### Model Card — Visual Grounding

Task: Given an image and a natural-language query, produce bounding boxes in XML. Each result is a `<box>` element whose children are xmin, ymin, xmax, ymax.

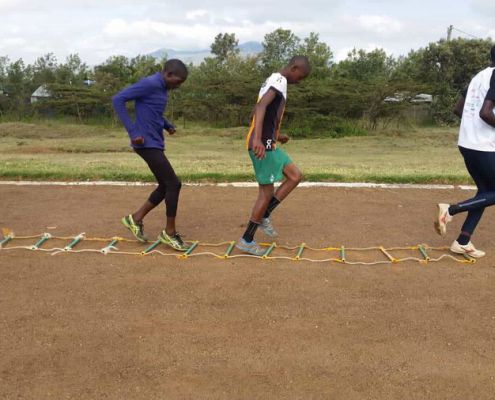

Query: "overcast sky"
<box><xmin>1</xmin><ymin>0</ymin><xmax>494</xmax><ymax>65</ymax></box>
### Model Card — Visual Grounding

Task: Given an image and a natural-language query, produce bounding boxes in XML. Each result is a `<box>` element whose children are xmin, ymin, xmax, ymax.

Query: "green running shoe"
<box><xmin>121</xmin><ymin>214</ymin><xmax>148</xmax><ymax>243</ymax></box>
<box><xmin>158</xmin><ymin>230</ymin><xmax>189</xmax><ymax>252</ymax></box>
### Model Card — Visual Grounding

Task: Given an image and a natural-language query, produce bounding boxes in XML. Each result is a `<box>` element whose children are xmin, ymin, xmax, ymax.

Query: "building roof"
<box><xmin>31</xmin><ymin>85</ymin><xmax>52</xmax><ymax>98</ymax></box>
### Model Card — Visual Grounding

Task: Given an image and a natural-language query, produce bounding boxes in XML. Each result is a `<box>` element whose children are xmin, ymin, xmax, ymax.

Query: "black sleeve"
<box><xmin>486</xmin><ymin>69</ymin><xmax>495</xmax><ymax>101</ymax></box>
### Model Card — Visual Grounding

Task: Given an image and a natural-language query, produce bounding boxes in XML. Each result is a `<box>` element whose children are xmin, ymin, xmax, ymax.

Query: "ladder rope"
<box><xmin>0</xmin><ymin>231</ymin><xmax>476</xmax><ymax>265</ymax></box>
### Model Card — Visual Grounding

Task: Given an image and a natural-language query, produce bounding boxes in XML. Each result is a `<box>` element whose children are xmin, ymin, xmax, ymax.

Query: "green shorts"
<box><xmin>249</xmin><ymin>148</ymin><xmax>293</xmax><ymax>184</ymax></box>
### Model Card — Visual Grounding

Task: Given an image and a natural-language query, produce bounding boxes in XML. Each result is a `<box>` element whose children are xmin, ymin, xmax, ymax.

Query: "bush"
<box><xmin>285</xmin><ymin>114</ymin><xmax>368</xmax><ymax>138</ymax></box>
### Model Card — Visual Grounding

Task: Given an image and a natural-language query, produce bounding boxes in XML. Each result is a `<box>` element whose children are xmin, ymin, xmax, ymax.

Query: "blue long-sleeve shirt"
<box><xmin>112</xmin><ymin>72</ymin><xmax>174</xmax><ymax>150</ymax></box>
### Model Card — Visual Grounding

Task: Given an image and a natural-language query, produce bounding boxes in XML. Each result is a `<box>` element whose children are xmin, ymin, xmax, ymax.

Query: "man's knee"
<box><xmin>289</xmin><ymin>168</ymin><xmax>302</xmax><ymax>184</ymax></box>
<box><xmin>159</xmin><ymin>177</ymin><xmax>181</xmax><ymax>191</ymax></box>
<box><xmin>294</xmin><ymin>170</ymin><xmax>303</xmax><ymax>184</ymax></box>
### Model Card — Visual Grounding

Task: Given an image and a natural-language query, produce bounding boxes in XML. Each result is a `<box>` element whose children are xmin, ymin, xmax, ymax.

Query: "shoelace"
<box><xmin>172</xmin><ymin>232</ymin><xmax>185</xmax><ymax>245</ymax></box>
<box><xmin>136</xmin><ymin>222</ymin><xmax>145</xmax><ymax>236</ymax></box>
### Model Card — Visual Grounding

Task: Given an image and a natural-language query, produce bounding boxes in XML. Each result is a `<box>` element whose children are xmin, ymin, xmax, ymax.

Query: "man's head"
<box><xmin>283</xmin><ymin>56</ymin><xmax>311</xmax><ymax>84</ymax></box>
<box><xmin>491</xmin><ymin>45</ymin><xmax>495</xmax><ymax>65</ymax></box>
<box><xmin>162</xmin><ymin>59</ymin><xmax>188</xmax><ymax>89</ymax></box>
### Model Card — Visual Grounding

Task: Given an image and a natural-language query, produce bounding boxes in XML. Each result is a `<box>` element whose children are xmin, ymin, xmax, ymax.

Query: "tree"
<box><xmin>32</xmin><ymin>53</ymin><xmax>58</xmax><ymax>87</ymax></box>
<box><xmin>415</xmin><ymin>38</ymin><xmax>492</xmax><ymax>91</ymax></box>
<box><xmin>406</xmin><ymin>38</ymin><xmax>494</xmax><ymax>124</ymax></box>
<box><xmin>210</xmin><ymin>33</ymin><xmax>239</xmax><ymax>63</ymax></box>
<box><xmin>296</xmin><ymin>33</ymin><xmax>333</xmax><ymax>78</ymax></box>
<box><xmin>261</xmin><ymin>28</ymin><xmax>300</xmax><ymax>73</ymax></box>
<box><xmin>333</xmin><ymin>48</ymin><xmax>396</xmax><ymax>82</ymax></box>
<box><xmin>130</xmin><ymin>55</ymin><xmax>161</xmax><ymax>82</ymax></box>
<box><xmin>94</xmin><ymin>55</ymin><xmax>134</xmax><ymax>87</ymax></box>
<box><xmin>5</xmin><ymin>59</ymin><xmax>30</xmax><ymax>116</ymax></box>
<box><xmin>37</xmin><ymin>84</ymin><xmax>112</xmax><ymax>121</ymax></box>
<box><xmin>0</xmin><ymin>56</ymin><xmax>8</xmax><ymax>85</ymax></box>
<box><xmin>56</xmin><ymin>54</ymin><xmax>88</xmax><ymax>84</ymax></box>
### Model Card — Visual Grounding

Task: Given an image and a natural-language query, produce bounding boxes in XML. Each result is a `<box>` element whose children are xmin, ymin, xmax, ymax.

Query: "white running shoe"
<box><xmin>450</xmin><ymin>240</ymin><xmax>486</xmax><ymax>258</ymax></box>
<box><xmin>260</xmin><ymin>218</ymin><xmax>278</xmax><ymax>238</ymax></box>
<box><xmin>236</xmin><ymin>238</ymin><xmax>266</xmax><ymax>256</ymax></box>
<box><xmin>435</xmin><ymin>203</ymin><xmax>452</xmax><ymax>236</ymax></box>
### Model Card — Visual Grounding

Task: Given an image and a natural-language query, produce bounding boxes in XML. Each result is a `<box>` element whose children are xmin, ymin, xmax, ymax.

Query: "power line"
<box><xmin>451</xmin><ymin>26</ymin><xmax>480</xmax><ymax>40</ymax></box>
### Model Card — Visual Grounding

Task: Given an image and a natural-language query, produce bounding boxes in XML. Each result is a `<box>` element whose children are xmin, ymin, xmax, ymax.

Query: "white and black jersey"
<box><xmin>246</xmin><ymin>73</ymin><xmax>287</xmax><ymax>151</ymax></box>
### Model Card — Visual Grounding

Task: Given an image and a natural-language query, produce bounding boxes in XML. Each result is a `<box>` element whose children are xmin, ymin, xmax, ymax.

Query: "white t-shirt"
<box><xmin>259</xmin><ymin>72</ymin><xmax>287</xmax><ymax>101</ymax></box>
<box><xmin>246</xmin><ymin>73</ymin><xmax>288</xmax><ymax>150</ymax></box>
<box><xmin>458</xmin><ymin>66</ymin><xmax>495</xmax><ymax>151</ymax></box>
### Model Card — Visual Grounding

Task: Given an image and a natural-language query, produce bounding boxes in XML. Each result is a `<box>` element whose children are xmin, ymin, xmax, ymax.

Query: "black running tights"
<box><xmin>135</xmin><ymin>148</ymin><xmax>182</xmax><ymax>217</ymax></box>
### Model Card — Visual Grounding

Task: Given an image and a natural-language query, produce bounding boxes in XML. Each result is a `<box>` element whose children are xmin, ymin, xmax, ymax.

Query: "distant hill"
<box><xmin>149</xmin><ymin>41</ymin><xmax>263</xmax><ymax>65</ymax></box>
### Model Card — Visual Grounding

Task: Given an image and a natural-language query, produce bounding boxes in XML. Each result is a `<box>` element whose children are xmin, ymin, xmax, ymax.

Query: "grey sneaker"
<box><xmin>260</xmin><ymin>217</ymin><xmax>278</xmax><ymax>238</ymax></box>
<box><xmin>236</xmin><ymin>238</ymin><xmax>266</xmax><ymax>256</ymax></box>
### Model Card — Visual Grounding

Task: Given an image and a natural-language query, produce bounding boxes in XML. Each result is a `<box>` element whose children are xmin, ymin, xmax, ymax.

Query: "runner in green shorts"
<box><xmin>237</xmin><ymin>56</ymin><xmax>312</xmax><ymax>256</ymax></box>
<box><xmin>249</xmin><ymin>147</ymin><xmax>293</xmax><ymax>184</ymax></box>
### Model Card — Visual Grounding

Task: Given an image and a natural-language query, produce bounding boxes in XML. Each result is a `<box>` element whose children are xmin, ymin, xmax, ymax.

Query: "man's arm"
<box><xmin>163</xmin><ymin>118</ymin><xmax>176</xmax><ymax>133</ymax></box>
<box><xmin>453</xmin><ymin>96</ymin><xmax>465</xmax><ymax>118</ymax></box>
<box><xmin>454</xmin><ymin>87</ymin><xmax>468</xmax><ymax>118</ymax></box>
<box><xmin>479</xmin><ymin>71</ymin><xmax>495</xmax><ymax>128</ymax></box>
<box><xmin>275</xmin><ymin>100</ymin><xmax>289</xmax><ymax>144</ymax></box>
<box><xmin>480</xmin><ymin>99</ymin><xmax>495</xmax><ymax>128</ymax></box>
<box><xmin>112</xmin><ymin>79</ymin><xmax>151</xmax><ymax>141</ymax></box>
<box><xmin>252</xmin><ymin>88</ymin><xmax>278</xmax><ymax>159</ymax></box>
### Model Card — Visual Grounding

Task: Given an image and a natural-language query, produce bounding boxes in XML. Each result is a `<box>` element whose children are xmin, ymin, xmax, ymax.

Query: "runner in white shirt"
<box><xmin>236</xmin><ymin>56</ymin><xmax>311</xmax><ymax>256</ymax></box>
<box><xmin>435</xmin><ymin>45</ymin><xmax>495</xmax><ymax>258</ymax></box>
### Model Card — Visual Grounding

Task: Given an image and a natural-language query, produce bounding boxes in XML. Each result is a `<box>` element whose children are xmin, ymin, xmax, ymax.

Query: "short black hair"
<box><xmin>491</xmin><ymin>45</ymin><xmax>495</xmax><ymax>62</ymax></box>
<box><xmin>288</xmin><ymin>55</ymin><xmax>311</xmax><ymax>73</ymax></box>
<box><xmin>163</xmin><ymin>59</ymin><xmax>188</xmax><ymax>80</ymax></box>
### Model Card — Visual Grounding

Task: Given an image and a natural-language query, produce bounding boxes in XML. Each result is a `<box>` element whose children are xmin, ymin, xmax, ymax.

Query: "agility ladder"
<box><xmin>0</xmin><ymin>230</ymin><xmax>475</xmax><ymax>265</ymax></box>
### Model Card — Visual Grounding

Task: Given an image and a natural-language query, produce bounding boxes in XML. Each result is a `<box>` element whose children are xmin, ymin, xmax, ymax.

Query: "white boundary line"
<box><xmin>0</xmin><ymin>180</ymin><xmax>477</xmax><ymax>190</ymax></box>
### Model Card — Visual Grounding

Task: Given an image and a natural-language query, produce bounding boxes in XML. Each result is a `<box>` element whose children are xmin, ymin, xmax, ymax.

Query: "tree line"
<box><xmin>0</xmin><ymin>29</ymin><xmax>493</xmax><ymax>136</ymax></box>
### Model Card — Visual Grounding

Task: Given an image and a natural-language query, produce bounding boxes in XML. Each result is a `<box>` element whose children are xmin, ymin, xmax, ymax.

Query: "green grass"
<box><xmin>0</xmin><ymin>121</ymin><xmax>472</xmax><ymax>184</ymax></box>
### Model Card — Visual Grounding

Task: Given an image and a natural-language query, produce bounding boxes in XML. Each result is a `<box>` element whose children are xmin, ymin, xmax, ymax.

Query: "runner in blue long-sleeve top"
<box><xmin>112</xmin><ymin>59</ymin><xmax>189</xmax><ymax>251</ymax></box>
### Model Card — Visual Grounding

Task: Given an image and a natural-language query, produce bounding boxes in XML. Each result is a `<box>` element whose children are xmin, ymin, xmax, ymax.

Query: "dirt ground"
<box><xmin>1</xmin><ymin>184</ymin><xmax>495</xmax><ymax>399</ymax></box>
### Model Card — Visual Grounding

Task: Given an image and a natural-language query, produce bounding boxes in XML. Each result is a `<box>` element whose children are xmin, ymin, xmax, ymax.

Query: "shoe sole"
<box><xmin>434</xmin><ymin>205</ymin><xmax>447</xmax><ymax>236</ymax></box>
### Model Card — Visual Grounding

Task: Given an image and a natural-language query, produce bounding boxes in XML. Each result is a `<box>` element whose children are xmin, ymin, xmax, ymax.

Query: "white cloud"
<box><xmin>335</xmin><ymin>44</ymin><xmax>392</xmax><ymax>61</ymax></box>
<box><xmin>356</xmin><ymin>15</ymin><xmax>403</xmax><ymax>35</ymax></box>
<box><xmin>0</xmin><ymin>0</ymin><xmax>492</xmax><ymax>66</ymax></box>
<box><xmin>0</xmin><ymin>0</ymin><xmax>26</xmax><ymax>11</ymax></box>
<box><xmin>470</xmin><ymin>0</ymin><xmax>495</xmax><ymax>15</ymax></box>
<box><xmin>99</xmin><ymin>17</ymin><xmax>280</xmax><ymax>52</ymax></box>
<box><xmin>186</xmin><ymin>9</ymin><xmax>209</xmax><ymax>21</ymax></box>
<box><xmin>0</xmin><ymin>37</ymin><xmax>26</xmax><ymax>47</ymax></box>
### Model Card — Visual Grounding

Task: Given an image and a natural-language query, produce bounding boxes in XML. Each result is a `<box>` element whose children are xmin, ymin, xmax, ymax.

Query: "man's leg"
<box><xmin>236</xmin><ymin>184</ymin><xmax>274</xmax><ymax>256</ymax></box>
<box><xmin>131</xmin><ymin>149</ymin><xmax>166</xmax><ymax>223</ymax></box>
<box><xmin>436</xmin><ymin>147</ymin><xmax>495</xmax><ymax>257</ymax></box>
<box><xmin>448</xmin><ymin>148</ymin><xmax>495</xmax><ymax>243</ymax></box>
<box><xmin>243</xmin><ymin>184</ymin><xmax>274</xmax><ymax>242</ymax></box>
<box><xmin>122</xmin><ymin>149</ymin><xmax>167</xmax><ymax>242</ymax></box>
<box><xmin>263</xmin><ymin>163</ymin><xmax>302</xmax><ymax>219</ymax></box>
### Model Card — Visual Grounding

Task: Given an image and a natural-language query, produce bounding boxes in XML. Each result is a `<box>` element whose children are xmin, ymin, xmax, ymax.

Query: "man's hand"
<box><xmin>253</xmin><ymin>139</ymin><xmax>266</xmax><ymax>159</ymax></box>
<box><xmin>278</xmin><ymin>134</ymin><xmax>290</xmax><ymax>144</ymax></box>
<box><xmin>131</xmin><ymin>136</ymin><xmax>144</xmax><ymax>145</ymax></box>
<box><xmin>166</xmin><ymin>127</ymin><xmax>177</xmax><ymax>135</ymax></box>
